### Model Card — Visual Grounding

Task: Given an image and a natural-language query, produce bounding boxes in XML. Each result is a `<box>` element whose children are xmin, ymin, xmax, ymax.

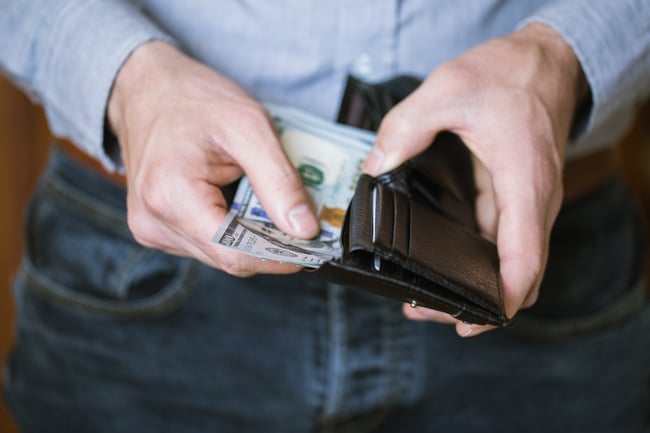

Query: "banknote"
<box><xmin>211</xmin><ymin>103</ymin><xmax>376</xmax><ymax>267</ymax></box>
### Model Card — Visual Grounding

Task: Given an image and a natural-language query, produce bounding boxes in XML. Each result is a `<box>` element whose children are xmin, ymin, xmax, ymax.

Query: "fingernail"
<box><xmin>288</xmin><ymin>203</ymin><xmax>318</xmax><ymax>235</ymax></box>
<box><xmin>364</xmin><ymin>147</ymin><xmax>385</xmax><ymax>175</ymax></box>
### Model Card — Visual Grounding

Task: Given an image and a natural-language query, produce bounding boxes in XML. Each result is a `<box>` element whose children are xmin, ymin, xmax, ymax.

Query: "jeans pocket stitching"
<box><xmin>509</xmin><ymin>278</ymin><xmax>648</xmax><ymax>340</ymax></box>
<box><xmin>20</xmin><ymin>252</ymin><xmax>200</xmax><ymax>319</ymax></box>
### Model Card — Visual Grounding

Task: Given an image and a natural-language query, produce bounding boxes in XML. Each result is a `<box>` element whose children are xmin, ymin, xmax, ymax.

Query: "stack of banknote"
<box><xmin>211</xmin><ymin>103</ymin><xmax>375</xmax><ymax>267</ymax></box>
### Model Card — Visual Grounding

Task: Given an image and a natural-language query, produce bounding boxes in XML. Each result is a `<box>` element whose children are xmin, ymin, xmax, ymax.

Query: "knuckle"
<box><xmin>218</xmin><ymin>254</ymin><xmax>253</xmax><ymax>277</ymax></box>
<box><xmin>523</xmin><ymin>252</ymin><xmax>545</xmax><ymax>274</ymax></box>
<box><xmin>274</xmin><ymin>165</ymin><xmax>303</xmax><ymax>192</ymax></box>
<box><xmin>126</xmin><ymin>210</ymin><xmax>159</xmax><ymax>249</ymax></box>
<box><xmin>139</xmin><ymin>181</ymin><xmax>171</xmax><ymax>217</ymax></box>
<box><xmin>434</xmin><ymin>61</ymin><xmax>476</xmax><ymax>94</ymax></box>
<box><xmin>253</xmin><ymin>163</ymin><xmax>305</xmax><ymax>206</ymax></box>
<box><xmin>234</xmin><ymin>101</ymin><xmax>272</xmax><ymax>134</ymax></box>
<box><xmin>126</xmin><ymin>182</ymin><xmax>174</xmax><ymax>250</ymax></box>
<box><xmin>522</xmin><ymin>291</ymin><xmax>540</xmax><ymax>309</ymax></box>
<box><xmin>529</xmin><ymin>251</ymin><xmax>546</xmax><ymax>279</ymax></box>
<box><xmin>383</xmin><ymin>108</ymin><xmax>413</xmax><ymax>138</ymax></box>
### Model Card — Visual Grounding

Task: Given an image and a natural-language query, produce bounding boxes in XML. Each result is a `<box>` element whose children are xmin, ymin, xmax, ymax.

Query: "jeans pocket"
<box><xmin>509</xmin><ymin>176</ymin><xmax>648</xmax><ymax>340</ymax></box>
<box><xmin>20</xmin><ymin>176</ymin><xmax>199</xmax><ymax>319</ymax></box>
<box><xmin>510</xmin><ymin>280</ymin><xmax>648</xmax><ymax>340</ymax></box>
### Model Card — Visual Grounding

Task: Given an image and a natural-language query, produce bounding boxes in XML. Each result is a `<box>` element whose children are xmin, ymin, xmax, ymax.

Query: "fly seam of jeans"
<box><xmin>321</xmin><ymin>283</ymin><xmax>348</xmax><ymax>419</ymax></box>
<box><xmin>381</xmin><ymin>301</ymin><xmax>405</xmax><ymax>408</ymax></box>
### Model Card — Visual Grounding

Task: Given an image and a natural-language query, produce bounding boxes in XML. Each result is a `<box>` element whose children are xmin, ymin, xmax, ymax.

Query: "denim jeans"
<box><xmin>4</xmin><ymin>148</ymin><xmax>650</xmax><ymax>433</ymax></box>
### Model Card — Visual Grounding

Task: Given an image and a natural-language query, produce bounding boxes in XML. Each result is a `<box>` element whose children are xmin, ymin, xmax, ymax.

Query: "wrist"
<box><xmin>107</xmin><ymin>40</ymin><xmax>178</xmax><ymax>140</ymax></box>
<box><xmin>514</xmin><ymin>23</ymin><xmax>590</xmax><ymax>119</ymax></box>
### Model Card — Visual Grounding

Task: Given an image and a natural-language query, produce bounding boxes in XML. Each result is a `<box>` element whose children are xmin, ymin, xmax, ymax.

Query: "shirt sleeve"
<box><xmin>519</xmin><ymin>0</ymin><xmax>650</xmax><ymax>157</ymax></box>
<box><xmin>0</xmin><ymin>0</ymin><xmax>176</xmax><ymax>171</ymax></box>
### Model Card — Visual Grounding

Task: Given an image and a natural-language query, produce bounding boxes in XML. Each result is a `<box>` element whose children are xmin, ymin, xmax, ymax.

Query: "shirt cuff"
<box><xmin>38</xmin><ymin>2</ymin><xmax>176</xmax><ymax>172</ymax></box>
<box><xmin>518</xmin><ymin>0</ymin><xmax>650</xmax><ymax>153</ymax></box>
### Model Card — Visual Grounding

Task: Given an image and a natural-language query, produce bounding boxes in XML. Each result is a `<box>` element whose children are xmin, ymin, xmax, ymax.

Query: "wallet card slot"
<box><xmin>347</xmin><ymin>176</ymin><xmax>406</xmax><ymax>263</ymax></box>
<box><xmin>371</xmin><ymin>185</ymin><xmax>381</xmax><ymax>271</ymax></box>
<box><xmin>391</xmin><ymin>189</ymin><xmax>410</xmax><ymax>260</ymax></box>
<box><xmin>373</xmin><ymin>182</ymin><xmax>395</xmax><ymax>253</ymax></box>
<box><xmin>348</xmin><ymin>175</ymin><xmax>376</xmax><ymax>252</ymax></box>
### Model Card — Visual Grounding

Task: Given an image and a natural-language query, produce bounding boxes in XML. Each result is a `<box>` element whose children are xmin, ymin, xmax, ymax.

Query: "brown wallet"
<box><xmin>316</xmin><ymin>75</ymin><xmax>511</xmax><ymax>327</ymax></box>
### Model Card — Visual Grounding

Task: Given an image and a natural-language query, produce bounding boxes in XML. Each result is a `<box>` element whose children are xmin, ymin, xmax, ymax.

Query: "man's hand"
<box><xmin>363</xmin><ymin>24</ymin><xmax>589</xmax><ymax>336</ymax></box>
<box><xmin>108</xmin><ymin>41</ymin><xmax>320</xmax><ymax>276</ymax></box>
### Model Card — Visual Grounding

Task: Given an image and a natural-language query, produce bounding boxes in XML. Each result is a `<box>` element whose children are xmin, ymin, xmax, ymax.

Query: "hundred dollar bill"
<box><xmin>211</xmin><ymin>103</ymin><xmax>376</xmax><ymax>267</ymax></box>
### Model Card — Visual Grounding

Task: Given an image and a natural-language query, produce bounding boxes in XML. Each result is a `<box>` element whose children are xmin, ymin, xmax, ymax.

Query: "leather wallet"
<box><xmin>316</xmin><ymin>75</ymin><xmax>511</xmax><ymax>327</ymax></box>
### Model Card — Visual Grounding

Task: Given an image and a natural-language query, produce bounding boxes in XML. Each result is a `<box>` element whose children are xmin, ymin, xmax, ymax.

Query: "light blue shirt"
<box><xmin>1</xmin><ymin>0</ymin><xmax>649</xmax><ymax>170</ymax></box>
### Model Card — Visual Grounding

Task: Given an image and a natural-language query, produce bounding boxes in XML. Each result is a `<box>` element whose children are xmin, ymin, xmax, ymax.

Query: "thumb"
<box><xmin>237</xmin><ymin>124</ymin><xmax>320</xmax><ymax>240</ymax></box>
<box><xmin>363</xmin><ymin>93</ymin><xmax>459</xmax><ymax>176</ymax></box>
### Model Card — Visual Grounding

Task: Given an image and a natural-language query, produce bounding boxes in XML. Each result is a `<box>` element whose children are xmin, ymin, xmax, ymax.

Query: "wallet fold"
<box><xmin>316</xmin><ymin>75</ymin><xmax>511</xmax><ymax>327</ymax></box>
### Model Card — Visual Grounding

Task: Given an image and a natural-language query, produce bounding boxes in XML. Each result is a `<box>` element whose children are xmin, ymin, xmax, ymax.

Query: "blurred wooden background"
<box><xmin>1</xmin><ymin>75</ymin><xmax>52</xmax><ymax>433</ymax></box>
<box><xmin>0</xmin><ymin>74</ymin><xmax>649</xmax><ymax>433</ymax></box>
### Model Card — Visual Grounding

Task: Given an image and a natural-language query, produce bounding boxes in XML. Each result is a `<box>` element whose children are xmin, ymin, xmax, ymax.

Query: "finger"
<box><xmin>364</xmin><ymin>98</ymin><xmax>431</xmax><ymax>175</ymax></box>
<box><xmin>472</xmin><ymin>156</ymin><xmax>498</xmax><ymax>242</ymax></box>
<box><xmin>455</xmin><ymin>322</ymin><xmax>496</xmax><ymax>338</ymax></box>
<box><xmin>491</xmin><ymin>165</ymin><xmax>561</xmax><ymax>318</ymax></box>
<box><xmin>138</xmin><ymin>217</ymin><xmax>303</xmax><ymax>276</ymax></box>
<box><xmin>364</xmin><ymin>91</ymin><xmax>438</xmax><ymax>176</ymax></box>
<box><xmin>233</xmin><ymin>111</ymin><xmax>320</xmax><ymax>240</ymax></box>
<box><xmin>130</xmin><ymin>171</ymin><xmax>305</xmax><ymax>276</ymax></box>
<box><xmin>496</xmin><ymin>207</ymin><xmax>544</xmax><ymax>318</ymax></box>
<box><xmin>174</xmin><ymin>182</ymin><xmax>308</xmax><ymax>275</ymax></box>
<box><xmin>402</xmin><ymin>304</ymin><xmax>459</xmax><ymax>324</ymax></box>
<box><xmin>402</xmin><ymin>305</ymin><xmax>498</xmax><ymax>337</ymax></box>
<box><xmin>364</xmin><ymin>91</ymin><xmax>464</xmax><ymax>176</ymax></box>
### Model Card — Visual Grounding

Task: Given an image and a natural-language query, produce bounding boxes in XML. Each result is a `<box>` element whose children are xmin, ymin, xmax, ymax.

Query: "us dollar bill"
<box><xmin>211</xmin><ymin>103</ymin><xmax>375</xmax><ymax>267</ymax></box>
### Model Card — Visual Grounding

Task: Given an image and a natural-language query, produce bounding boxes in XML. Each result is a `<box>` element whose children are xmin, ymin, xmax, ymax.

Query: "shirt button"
<box><xmin>349</xmin><ymin>53</ymin><xmax>386</xmax><ymax>83</ymax></box>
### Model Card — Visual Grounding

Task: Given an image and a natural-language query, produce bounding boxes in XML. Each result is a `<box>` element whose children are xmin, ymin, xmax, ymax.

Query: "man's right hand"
<box><xmin>107</xmin><ymin>41</ymin><xmax>320</xmax><ymax>276</ymax></box>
